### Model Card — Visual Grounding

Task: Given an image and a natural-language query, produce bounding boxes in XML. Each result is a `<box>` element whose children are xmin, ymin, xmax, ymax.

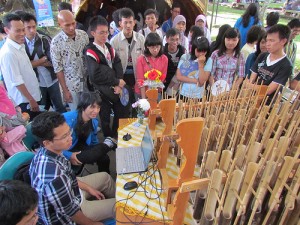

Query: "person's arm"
<box><xmin>233</xmin><ymin>54</ymin><xmax>246</xmax><ymax>89</ymax></box>
<box><xmin>16</xmin><ymin>84</ymin><xmax>39</xmax><ymax>112</ymax></box>
<box><xmin>77</xmin><ymin>179</ymin><xmax>105</xmax><ymax>200</ymax></box>
<box><xmin>31</xmin><ymin>56</ymin><xmax>52</xmax><ymax>68</ymax></box>
<box><xmin>209</xmin><ymin>52</ymin><xmax>217</xmax><ymax>86</ymax></box>
<box><xmin>176</xmin><ymin>68</ymin><xmax>198</xmax><ymax>84</ymax></box>
<box><xmin>136</xmin><ymin>56</ymin><xmax>147</xmax><ymax>98</ymax></box>
<box><xmin>199</xmin><ymin>57</ymin><xmax>212</xmax><ymax>86</ymax></box>
<box><xmin>56</xmin><ymin>70</ymin><xmax>72</xmax><ymax>103</ymax></box>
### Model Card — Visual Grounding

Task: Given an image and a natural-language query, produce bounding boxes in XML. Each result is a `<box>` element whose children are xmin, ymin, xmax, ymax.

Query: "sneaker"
<box><xmin>103</xmin><ymin>137</ymin><xmax>118</xmax><ymax>149</ymax></box>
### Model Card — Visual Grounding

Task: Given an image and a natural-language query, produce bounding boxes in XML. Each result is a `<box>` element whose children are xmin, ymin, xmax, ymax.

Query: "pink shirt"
<box><xmin>135</xmin><ymin>54</ymin><xmax>168</xmax><ymax>94</ymax></box>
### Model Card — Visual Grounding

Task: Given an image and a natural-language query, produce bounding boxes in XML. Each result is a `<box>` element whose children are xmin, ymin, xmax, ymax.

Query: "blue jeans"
<box><xmin>40</xmin><ymin>82</ymin><xmax>66</xmax><ymax>113</ymax></box>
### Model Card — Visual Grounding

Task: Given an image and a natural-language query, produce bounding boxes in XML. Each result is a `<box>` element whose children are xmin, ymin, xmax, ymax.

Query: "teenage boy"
<box><xmin>0</xmin><ymin>180</ymin><xmax>38</xmax><ymax>225</ymax></box>
<box><xmin>30</xmin><ymin>112</ymin><xmax>115</xmax><ymax>225</ymax></box>
<box><xmin>163</xmin><ymin>28</ymin><xmax>185</xmax><ymax>95</ymax></box>
<box><xmin>84</xmin><ymin>15</ymin><xmax>129</xmax><ymax>139</ymax></box>
<box><xmin>248</xmin><ymin>24</ymin><xmax>293</xmax><ymax>103</ymax></box>
<box><xmin>161</xmin><ymin>2</ymin><xmax>181</xmax><ymax>35</ymax></box>
<box><xmin>139</xmin><ymin>9</ymin><xmax>163</xmax><ymax>39</ymax></box>
<box><xmin>22</xmin><ymin>13</ymin><xmax>66</xmax><ymax>113</ymax></box>
<box><xmin>110</xmin><ymin>7</ymin><xmax>145</xmax><ymax>107</ymax></box>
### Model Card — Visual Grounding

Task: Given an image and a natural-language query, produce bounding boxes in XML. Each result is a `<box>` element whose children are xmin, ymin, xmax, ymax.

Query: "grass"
<box><xmin>206</xmin><ymin>3</ymin><xmax>300</xmax><ymax>70</ymax></box>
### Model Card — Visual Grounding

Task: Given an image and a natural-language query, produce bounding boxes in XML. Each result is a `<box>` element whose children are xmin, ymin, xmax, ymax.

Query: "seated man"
<box><xmin>248</xmin><ymin>24</ymin><xmax>293</xmax><ymax>104</ymax></box>
<box><xmin>30</xmin><ymin>111</ymin><xmax>115</xmax><ymax>225</ymax></box>
<box><xmin>0</xmin><ymin>180</ymin><xmax>38</xmax><ymax>225</ymax></box>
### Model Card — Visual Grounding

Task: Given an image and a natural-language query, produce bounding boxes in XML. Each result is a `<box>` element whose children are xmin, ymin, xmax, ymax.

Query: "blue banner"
<box><xmin>32</xmin><ymin>0</ymin><xmax>54</xmax><ymax>27</ymax></box>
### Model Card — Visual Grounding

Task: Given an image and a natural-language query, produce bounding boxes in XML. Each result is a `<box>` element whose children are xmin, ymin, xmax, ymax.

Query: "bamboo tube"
<box><xmin>204</xmin><ymin>169</ymin><xmax>223</xmax><ymax>221</ymax></box>
<box><xmin>219</xmin><ymin>150</ymin><xmax>232</xmax><ymax>173</ymax></box>
<box><xmin>234</xmin><ymin>162</ymin><xmax>260</xmax><ymax>225</ymax></box>
<box><xmin>234</xmin><ymin>144</ymin><xmax>246</xmax><ymax>169</ymax></box>
<box><xmin>245</xmin><ymin>141</ymin><xmax>262</xmax><ymax>164</ymax></box>
<box><xmin>278</xmin><ymin>165</ymin><xmax>300</xmax><ymax>225</ymax></box>
<box><xmin>223</xmin><ymin>169</ymin><xmax>244</xmax><ymax>219</ymax></box>
<box><xmin>262</xmin><ymin>156</ymin><xmax>297</xmax><ymax>225</ymax></box>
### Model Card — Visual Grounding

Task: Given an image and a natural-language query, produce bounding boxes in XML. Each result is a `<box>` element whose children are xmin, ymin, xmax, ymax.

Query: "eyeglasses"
<box><xmin>53</xmin><ymin>129</ymin><xmax>73</xmax><ymax>141</ymax></box>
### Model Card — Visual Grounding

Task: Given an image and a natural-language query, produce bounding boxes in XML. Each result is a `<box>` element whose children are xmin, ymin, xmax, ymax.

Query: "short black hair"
<box><xmin>267</xmin><ymin>24</ymin><xmax>291</xmax><ymax>46</ymax></box>
<box><xmin>246</xmin><ymin>25</ymin><xmax>262</xmax><ymax>44</ymax></box>
<box><xmin>21</xmin><ymin>12</ymin><xmax>37</xmax><ymax>24</ymax></box>
<box><xmin>191</xmin><ymin>36</ymin><xmax>210</xmax><ymax>62</ymax></box>
<box><xmin>77</xmin><ymin>92</ymin><xmax>102</xmax><ymax>112</ymax></box>
<box><xmin>166</xmin><ymin>27</ymin><xmax>180</xmax><ymax>38</ymax></box>
<box><xmin>3</xmin><ymin>13</ymin><xmax>21</xmax><ymax>29</ymax></box>
<box><xmin>190</xmin><ymin>25</ymin><xmax>204</xmax><ymax>44</ymax></box>
<box><xmin>144</xmin><ymin>9</ymin><xmax>159</xmax><ymax>19</ymax></box>
<box><xmin>119</xmin><ymin>7</ymin><xmax>135</xmax><ymax>20</ymax></box>
<box><xmin>0</xmin><ymin>20</ymin><xmax>4</xmax><ymax>33</ymax></box>
<box><xmin>31</xmin><ymin>111</ymin><xmax>66</xmax><ymax>143</ymax></box>
<box><xmin>58</xmin><ymin>2</ymin><xmax>72</xmax><ymax>12</ymax></box>
<box><xmin>0</xmin><ymin>180</ymin><xmax>38</xmax><ymax>225</ymax></box>
<box><xmin>218</xmin><ymin>28</ymin><xmax>241</xmax><ymax>57</ymax></box>
<box><xmin>287</xmin><ymin>18</ymin><xmax>300</xmax><ymax>29</ymax></box>
<box><xmin>266</xmin><ymin>12</ymin><xmax>279</xmax><ymax>27</ymax></box>
<box><xmin>89</xmin><ymin>15</ymin><xmax>108</xmax><ymax>32</ymax></box>
<box><xmin>143</xmin><ymin>32</ymin><xmax>163</xmax><ymax>57</ymax></box>
<box><xmin>112</xmin><ymin>9</ymin><xmax>121</xmax><ymax>27</ymax></box>
<box><xmin>171</xmin><ymin>2</ymin><xmax>181</xmax><ymax>10</ymax></box>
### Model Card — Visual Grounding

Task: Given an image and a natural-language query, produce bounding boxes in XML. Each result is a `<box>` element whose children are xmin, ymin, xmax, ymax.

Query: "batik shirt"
<box><xmin>50</xmin><ymin>29</ymin><xmax>89</xmax><ymax>93</ymax></box>
<box><xmin>30</xmin><ymin>147</ymin><xmax>81</xmax><ymax>225</ymax></box>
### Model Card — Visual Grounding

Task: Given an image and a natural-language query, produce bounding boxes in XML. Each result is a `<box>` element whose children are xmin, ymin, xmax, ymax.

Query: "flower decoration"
<box><xmin>143</xmin><ymin>69</ymin><xmax>165</xmax><ymax>89</ymax></box>
<box><xmin>132</xmin><ymin>99</ymin><xmax>150</xmax><ymax>124</ymax></box>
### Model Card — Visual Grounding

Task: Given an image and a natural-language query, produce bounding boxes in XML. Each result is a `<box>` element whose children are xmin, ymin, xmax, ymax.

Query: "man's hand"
<box><xmin>63</xmin><ymin>90</ymin><xmax>73</xmax><ymax>103</ymax></box>
<box><xmin>114</xmin><ymin>86</ymin><xmax>122</xmax><ymax>94</ymax></box>
<box><xmin>118</xmin><ymin>79</ymin><xmax>126</xmax><ymax>88</ymax></box>
<box><xmin>87</xmin><ymin>186</ymin><xmax>105</xmax><ymax>200</ymax></box>
<box><xmin>29</xmin><ymin>99</ymin><xmax>39</xmax><ymax>112</ymax></box>
<box><xmin>70</xmin><ymin>152</ymin><xmax>82</xmax><ymax>165</ymax></box>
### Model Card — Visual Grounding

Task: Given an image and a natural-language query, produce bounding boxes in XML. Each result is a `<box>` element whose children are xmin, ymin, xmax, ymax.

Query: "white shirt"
<box><xmin>0</xmin><ymin>38</ymin><xmax>41</xmax><ymax>105</ymax></box>
<box><xmin>138</xmin><ymin>27</ymin><xmax>163</xmax><ymax>40</ymax></box>
<box><xmin>50</xmin><ymin>29</ymin><xmax>89</xmax><ymax>92</ymax></box>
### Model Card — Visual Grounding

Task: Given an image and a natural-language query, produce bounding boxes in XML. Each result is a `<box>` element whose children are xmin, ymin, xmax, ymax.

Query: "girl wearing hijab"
<box><xmin>195</xmin><ymin>14</ymin><xmax>212</xmax><ymax>44</ymax></box>
<box><xmin>234</xmin><ymin>3</ymin><xmax>261</xmax><ymax>48</ymax></box>
<box><xmin>163</xmin><ymin>15</ymin><xmax>189</xmax><ymax>52</ymax></box>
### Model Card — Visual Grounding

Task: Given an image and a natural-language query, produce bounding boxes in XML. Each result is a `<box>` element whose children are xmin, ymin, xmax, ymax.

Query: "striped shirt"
<box><xmin>30</xmin><ymin>147</ymin><xmax>81</xmax><ymax>225</ymax></box>
<box><xmin>211</xmin><ymin>50</ymin><xmax>245</xmax><ymax>88</ymax></box>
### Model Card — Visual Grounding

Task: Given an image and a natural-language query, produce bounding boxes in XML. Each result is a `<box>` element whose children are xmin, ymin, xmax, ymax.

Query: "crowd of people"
<box><xmin>0</xmin><ymin>1</ymin><xmax>300</xmax><ymax>225</ymax></box>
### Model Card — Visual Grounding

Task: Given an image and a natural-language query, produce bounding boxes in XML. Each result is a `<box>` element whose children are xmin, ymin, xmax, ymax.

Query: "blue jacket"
<box><xmin>234</xmin><ymin>16</ymin><xmax>261</xmax><ymax>48</ymax></box>
<box><xmin>162</xmin><ymin>18</ymin><xmax>173</xmax><ymax>34</ymax></box>
<box><xmin>63</xmin><ymin>111</ymin><xmax>99</xmax><ymax>159</ymax></box>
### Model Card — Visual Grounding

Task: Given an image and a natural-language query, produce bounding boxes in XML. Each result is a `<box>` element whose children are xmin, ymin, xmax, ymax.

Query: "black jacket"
<box><xmin>84</xmin><ymin>42</ymin><xmax>123</xmax><ymax>102</ymax></box>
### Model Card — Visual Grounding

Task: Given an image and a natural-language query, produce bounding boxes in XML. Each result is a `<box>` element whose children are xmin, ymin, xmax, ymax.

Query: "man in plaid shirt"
<box><xmin>30</xmin><ymin>112</ymin><xmax>115</xmax><ymax>225</ymax></box>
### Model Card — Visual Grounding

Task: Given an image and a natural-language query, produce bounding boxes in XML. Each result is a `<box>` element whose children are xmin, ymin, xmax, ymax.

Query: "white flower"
<box><xmin>138</xmin><ymin>99</ymin><xmax>150</xmax><ymax>111</ymax></box>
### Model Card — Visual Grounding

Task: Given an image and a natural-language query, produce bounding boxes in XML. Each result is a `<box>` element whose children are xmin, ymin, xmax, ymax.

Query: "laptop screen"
<box><xmin>141</xmin><ymin>126</ymin><xmax>154</xmax><ymax>167</ymax></box>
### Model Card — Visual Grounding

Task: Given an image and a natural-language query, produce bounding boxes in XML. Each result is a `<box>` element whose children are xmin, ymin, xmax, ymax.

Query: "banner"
<box><xmin>72</xmin><ymin>0</ymin><xmax>82</xmax><ymax>14</ymax></box>
<box><xmin>32</xmin><ymin>0</ymin><xmax>54</xmax><ymax>27</ymax></box>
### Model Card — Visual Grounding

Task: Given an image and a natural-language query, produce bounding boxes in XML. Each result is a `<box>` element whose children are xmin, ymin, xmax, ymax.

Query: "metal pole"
<box><xmin>214</xmin><ymin>0</ymin><xmax>220</xmax><ymax>24</ymax></box>
<box><xmin>210</xmin><ymin>0</ymin><xmax>217</xmax><ymax>32</ymax></box>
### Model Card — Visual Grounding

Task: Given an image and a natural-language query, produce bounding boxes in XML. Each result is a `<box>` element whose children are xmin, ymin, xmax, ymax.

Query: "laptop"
<box><xmin>116</xmin><ymin>126</ymin><xmax>154</xmax><ymax>174</ymax></box>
